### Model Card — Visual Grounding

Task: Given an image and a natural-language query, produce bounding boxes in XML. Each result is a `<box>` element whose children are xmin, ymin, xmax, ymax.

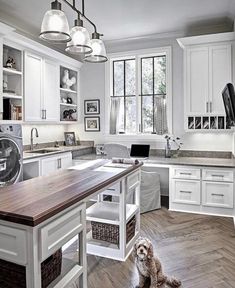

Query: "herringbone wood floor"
<box><xmin>87</xmin><ymin>208</ymin><xmax>235</xmax><ymax>288</ymax></box>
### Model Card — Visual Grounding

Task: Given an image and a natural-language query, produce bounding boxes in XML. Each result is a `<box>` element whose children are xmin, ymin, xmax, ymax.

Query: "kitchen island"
<box><xmin>0</xmin><ymin>160</ymin><xmax>142</xmax><ymax>288</ymax></box>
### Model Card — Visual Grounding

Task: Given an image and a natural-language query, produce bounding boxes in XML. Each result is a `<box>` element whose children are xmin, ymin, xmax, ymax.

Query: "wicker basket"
<box><xmin>91</xmin><ymin>215</ymin><xmax>136</xmax><ymax>246</ymax></box>
<box><xmin>41</xmin><ymin>249</ymin><xmax>62</xmax><ymax>288</ymax></box>
<box><xmin>0</xmin><ymin>258</ymin><xmax>26</xmax><ymax>288</ymax></box>
<box><xmin>0</xmin><ymin>249</ymin><xmax>62</xmax><ymax>288</ymax></box>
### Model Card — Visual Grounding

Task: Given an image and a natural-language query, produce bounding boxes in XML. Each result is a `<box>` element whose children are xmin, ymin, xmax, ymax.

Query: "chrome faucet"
<box><xmin>30</xmin><ymin>128</ymin><xmax>39</xmax><ymax>150</ymax></box>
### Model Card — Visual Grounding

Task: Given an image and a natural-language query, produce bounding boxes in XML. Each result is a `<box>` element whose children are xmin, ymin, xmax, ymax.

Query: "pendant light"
<box><xmin>39</xmin><ymin>0</ymin><xmax>71</xmax><ymax>43</ymax></box>
<box><xmin>84</xmin><ymin>32</ymin><xmax>108</xmax><ymax>63</ymax></box>
<box><xmin>39</xmin><ymin>0</ymin><xmax>108</xmax><ymax>63</ymax></box>
<box><xmin>65</xmin><ymin>15</ymin><xmax>92</xmax><ymax>54</ymax></box>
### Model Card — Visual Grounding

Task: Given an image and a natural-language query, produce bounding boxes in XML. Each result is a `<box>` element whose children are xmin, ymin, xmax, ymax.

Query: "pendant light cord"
<box><xmin>61</xmin><ymin>0</ymin><xmax>98</xmax><ymax>33</ymax></box>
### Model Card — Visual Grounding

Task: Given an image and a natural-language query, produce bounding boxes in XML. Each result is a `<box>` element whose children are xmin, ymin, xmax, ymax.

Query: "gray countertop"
<box><xmin>74</xmin><ymin>153</ymin><xmax>235</xmax><ymax>169</ymax></box>
<box><xmin>23</xmin><ymin>145</ymin><xmax>93</xmax><ymax>161</ymax></box>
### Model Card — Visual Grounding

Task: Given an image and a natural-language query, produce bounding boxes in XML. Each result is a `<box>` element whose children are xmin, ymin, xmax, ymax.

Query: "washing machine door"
<box><xmin>0</xmin><ymin>137</ymin><xmax>22</xmax><ymax>187</ymax></box>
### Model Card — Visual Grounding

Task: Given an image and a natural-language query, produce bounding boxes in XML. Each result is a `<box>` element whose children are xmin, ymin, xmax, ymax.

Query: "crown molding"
<box><xmin>177</xmin><ymin>31</ymin><xmax>235</xmax><ymax>49</ymax></box>
<box><xmin>105</xmin><ymin>30</ymin><xmax>186</xmax><ymax>46</ymax></box>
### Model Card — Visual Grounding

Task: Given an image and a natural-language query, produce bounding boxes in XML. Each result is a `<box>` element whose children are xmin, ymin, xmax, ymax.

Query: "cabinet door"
<box><xmin>172</xmin><ymin>179</ymin><xmax>200</xmax><ymax>205</ymax></box>
<box><xmin>43</xmin><ymin>59</ymin><xmax>59</xmax><ymax>122</ymax></box>
<box><xmin>59</xmin><ymin>153</ymin><xmax>72</xmax><ymax>169</ymax></box>
<box><xmin>209</xmin><ymin>44</ymin><xmax>232</xmax><ymax>114</ymax></box>
<box><xmin>24</xmin><ymin>52</ymin><xmax>43</xmax><ymax>121</ymax></box>
<box><xmin>41</xmin><ymin>156</ymin><xmax>58</xmax><ymax>176</ymax></box>
<box><xmin>186</xmin><ymin>47</ymin><xmax>209</xmax><ymax>114</ymax></box>
<box><xmin>202</xmin><ymin>181</ymin><xmax>233</xmax><ymax>209</ymax></box>
<box><xmin>0</xmin><ymin>38</ymin><xmax>3</xmax><ymax>115</ymax></box>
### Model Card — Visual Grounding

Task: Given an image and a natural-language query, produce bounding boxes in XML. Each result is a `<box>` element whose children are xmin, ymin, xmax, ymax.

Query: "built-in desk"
<box><xmin>74</xmin><ymin>154</ymin><xmax>235</xmax><ymax>227</ymax></box>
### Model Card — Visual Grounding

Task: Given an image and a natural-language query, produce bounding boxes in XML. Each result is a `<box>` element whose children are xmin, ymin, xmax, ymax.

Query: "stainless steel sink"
<box><xmin>26</xmin><ymin>149</ymin><xmax>61</xmax><ymax>154</ymax></box>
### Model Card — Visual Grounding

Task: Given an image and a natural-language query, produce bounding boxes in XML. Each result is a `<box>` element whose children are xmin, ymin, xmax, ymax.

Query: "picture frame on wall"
<box><xmin>64</xmin><ymin>132</ymin><xmax>76</xmax><ymax>146</ymax></box>
<box><xmin>84</xmin><ymin>117</ymin><xmax>100</xmax><ymax>132</ymax></box>
<box><xmin>84</xmin><ymin>99</ymin><xmax>100</xmax><ymax>115</ymax></box>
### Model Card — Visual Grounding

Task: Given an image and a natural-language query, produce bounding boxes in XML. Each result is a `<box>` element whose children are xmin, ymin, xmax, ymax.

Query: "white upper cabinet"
<box><xmin>24</xmin><ymin>52</ymin><xmax>43</xmax><ymax>121</ymax></box>
<box><xmin>25</xmin><ymin>52</ymin><xmax>59</xmax><ymax>122</ymax></box>
<box><xmin>43</xmin><ymin>58</ymin><xmax>59</xmax><ymax>122</ymax></box>
<box><xmin>178</xmin><ymin>32</ymin><xmax>234</xmax><ymax>131</ymax></box>
<box><xmin>186</xmin><ymin>47</ymin><xmax>209</xmax><ymax>114</ymax></box>
<box><xmin>209</xmin><ymin>45</ymin><xmax>231</xmax><ymax>114</ymax></box>
<box><xmin>185</xmin><ymin>43</ymin><xmax>231</xmax><ymax>116</ymax></box>
<box><xmin>0</xmin><ymin>38</ymin><xmax>3</xmax><ymax>115</ymax></box>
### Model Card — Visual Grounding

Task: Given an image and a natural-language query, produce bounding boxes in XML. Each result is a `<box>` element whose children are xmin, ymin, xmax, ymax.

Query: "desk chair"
<box><xmin>104</xmin><ymin>143</ymin><xmax>130</xmax><ymax>159</ymax></box>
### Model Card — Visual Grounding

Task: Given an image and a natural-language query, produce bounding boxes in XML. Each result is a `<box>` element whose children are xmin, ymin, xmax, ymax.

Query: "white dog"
<box><xmin>133</xmin><ymin>237</ymin><xmax>181</xmax><ymax>288</ymax></box>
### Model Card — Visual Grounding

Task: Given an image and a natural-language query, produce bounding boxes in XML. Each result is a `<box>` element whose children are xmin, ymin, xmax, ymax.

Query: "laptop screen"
<box><xmin>130</xmin><ymin>144</ymin><xmax>150</xmax><ymax>158</ymax></box>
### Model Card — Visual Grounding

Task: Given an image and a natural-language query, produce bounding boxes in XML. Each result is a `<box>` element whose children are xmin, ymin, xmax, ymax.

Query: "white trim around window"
<box><xmin>104</xmin><ymin>46</ymin><xmax>172</xmax><ymax>141</ymax></box>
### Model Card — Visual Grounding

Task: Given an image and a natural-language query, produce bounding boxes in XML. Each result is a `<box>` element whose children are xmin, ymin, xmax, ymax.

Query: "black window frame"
<box><xmin>140</xmin><ymin>55</ymin><xmax>166</xmax><ymax>134</ymax></box>
<box><xmin>112</xmin><ymin>58</ymin><xmax>136</xmax><ymax>133</ymax></box>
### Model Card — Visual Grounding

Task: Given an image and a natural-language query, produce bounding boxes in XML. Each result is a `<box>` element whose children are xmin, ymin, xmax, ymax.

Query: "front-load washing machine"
<box><xmin>0</xmin><ymin>124</ymin><xmax>23</xmax><ymax>187</ymax></box>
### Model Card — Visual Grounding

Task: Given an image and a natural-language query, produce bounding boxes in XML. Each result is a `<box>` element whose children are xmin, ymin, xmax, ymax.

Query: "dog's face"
<box><xmin>134</xmin><ymin>237</ymin><xmax>154</xmax><ymax>260</ymax></box>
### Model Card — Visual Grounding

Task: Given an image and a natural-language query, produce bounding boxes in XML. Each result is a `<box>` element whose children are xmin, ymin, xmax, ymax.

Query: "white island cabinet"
<box><xmin>86</xmin><ymin>169</ymin><xmax>141</xmax><ymax>261</ymax></box>
<box><xmin>0</xmin><ymin>162</ymin><xmax>142</xmax><ymax>287</ymax></box>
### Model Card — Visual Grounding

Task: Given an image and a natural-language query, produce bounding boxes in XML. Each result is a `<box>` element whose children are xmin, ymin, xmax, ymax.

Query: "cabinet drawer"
<box><xmin>127</xmin><ymin>171</ymin><xmax>140</xmax><ymax>190</ymax></box>
<box><xmin>172</xmin><ymin>179</ymin><xmax>200</xmax><ymax>205</ymax></box>
<box><xmin>40</xmin><ymin>204</ymin><xmax>85</xmax><ymax>261</ymax></box>
<box><xmin>0</xmin><ymin>225</ymin><xmax>27</xmax><ymax>265</ymax></box>
<box><xmin>202</xmin><ymin>169</ymin><xmax>234</xmax><ymax>182</ymax></box>
<box><xmin>172</xmin><ymin>167</ymin><xmax>200</xmax><ymax>180</ymax></box>
<box><xmin>202</xmin><ymin>182</ymin><xmax>233</xmax><ymax>209</ymax></box>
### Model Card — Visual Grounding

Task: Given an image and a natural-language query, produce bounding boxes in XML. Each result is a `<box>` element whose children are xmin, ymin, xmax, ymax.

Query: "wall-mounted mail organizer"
<box><xmin>187</xmin><ymin>116</ymin><xmax>230</xmax><ymax>131</ymax></box>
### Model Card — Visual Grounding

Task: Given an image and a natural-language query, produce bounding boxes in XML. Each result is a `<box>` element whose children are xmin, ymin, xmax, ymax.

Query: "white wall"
<box><xmin>22</xmin><ymin>124</ymin><xmax>71</xmax><ymax>146</ymax></box>
<box><xmin>78</xmin><ymin>34</ymin><xmax>234</xmax><ymax>152</ymax></box>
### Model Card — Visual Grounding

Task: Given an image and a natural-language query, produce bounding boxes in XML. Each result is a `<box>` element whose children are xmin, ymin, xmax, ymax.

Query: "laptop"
<box><xmin>130</xmin><ymin>144</ymin><xmax>150</xmax><ymax>160</ymax></box>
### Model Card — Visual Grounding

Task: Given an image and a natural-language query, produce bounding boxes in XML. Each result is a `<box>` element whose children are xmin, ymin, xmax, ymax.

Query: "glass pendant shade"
<box><xmin>65</xmin><ymin>23</ymin><xmax>92</xmax><ymax>54</ymax></box>
<box><xmin>39</xmin><ymin>1</ymin><xmax>71</xmax><ymax>43</ymax></box>
<box><xmin>84</xmin><ymin>38</ymin><xmax>107</xmax><ymax>63</ymax></box>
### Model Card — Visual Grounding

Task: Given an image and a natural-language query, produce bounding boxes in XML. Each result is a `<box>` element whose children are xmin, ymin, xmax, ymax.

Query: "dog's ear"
<box><xmin>147</xmin><ymin>241</ymin><xmax>154</xmax><ymax>259</ymax></box>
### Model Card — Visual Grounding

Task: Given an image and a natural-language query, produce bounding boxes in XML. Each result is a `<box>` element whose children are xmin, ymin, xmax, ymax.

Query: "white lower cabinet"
<box><xmin>170</xmin><ymin>166</ymin><xmax>234</xmax><ymax>216</ymax></box>
<box><xmin>202</xmin><ymin>181</ymin><xmax>233</xmax><ymax>209</ymax></box>
<box><xmin>172</xmin><ymin>179</ymin><xmax>200</xmax><ymax>205</ymax></box>
<box><xmin>41</xmin><ymin>152</ymin><xmax>72</xmax><ymax>176</ymax></box>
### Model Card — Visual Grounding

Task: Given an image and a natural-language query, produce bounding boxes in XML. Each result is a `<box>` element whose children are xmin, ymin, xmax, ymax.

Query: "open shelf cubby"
<box><xmin>60</xmin><ymin>66</ymin><xmax>78</xmax><ymax>122</ymax></box>
<box><xmin>2</xmin><ymin>44</ymin><xmax>23</xmax><ymax>121</ymax></box>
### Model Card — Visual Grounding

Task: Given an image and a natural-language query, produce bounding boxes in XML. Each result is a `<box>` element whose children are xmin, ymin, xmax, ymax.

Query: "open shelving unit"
<box><xmin>60</xmin><ymin>66</ymin><xmax>78</xmax><ymax>122</ymax></box>
<box><xmin>2</xmin><ymin>43</ymin><xmax>23</xmax><ymax>121</ymax></box>
<box><xmin>86</xmin><ymin>170</ymin><xmax>141</xmax><ymax>261</ymax></box>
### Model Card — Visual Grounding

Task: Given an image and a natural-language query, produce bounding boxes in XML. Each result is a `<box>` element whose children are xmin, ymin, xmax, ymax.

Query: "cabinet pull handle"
<box><xmin>211</xmin><ymin>174</ymin><xmax>224</xmax><ymax>178</ymax></box>
<box><xmin>45</xmin><ymin>109</ymin><xmax>47</xmax><ymax>120</ymax></box>
<box><xmin>180</xmin><ymin>190</ymin><xmax>192</xmax><ymax>193</ymax></box>
<box><xmin>206</xmin><ymin>102</ymin><xmax>209</xmax><ymax>113</ymax></box>
<box><xmin>180</xmin><ymin>172</ymin><xmax>192</xmax><ymax>175</ymax></box>
<box><xmin>211</xmin><ymin>193</ymin><xmax>224</xmax><ymax>197</ymax></box>
<box><xmin>57</xmin><ymin>158</ymin><xmax>61</xmax><ymax>169</ymax></box>
<box><xmin>210</xmin><ymin>102</ymin><xmax>212</xmax><ymax>112</ymax></box>
<box><xmin>42</xmin><ymin>109</ymin><xmax>46</xmax><ymax>119</ymax></box>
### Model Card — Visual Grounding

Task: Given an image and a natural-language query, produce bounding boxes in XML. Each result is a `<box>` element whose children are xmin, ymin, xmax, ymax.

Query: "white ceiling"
<box><xmin>0</xmin><ymin>0</ymin><xmax>234</xmax><ymax>53</ymax></box>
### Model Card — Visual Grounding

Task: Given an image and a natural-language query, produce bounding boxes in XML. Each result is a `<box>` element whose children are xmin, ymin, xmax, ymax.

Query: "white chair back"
<box><xmin>104</xmin><ymin>143</ymin><xmax>130</xmax><ymax>159</ymax></box>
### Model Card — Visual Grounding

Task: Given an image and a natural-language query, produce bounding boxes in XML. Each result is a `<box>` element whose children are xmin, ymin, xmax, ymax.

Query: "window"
<box><xmin>108</xmin><ymin>47</ymin><xmax>171</xmax><ymax>136</ymax></box>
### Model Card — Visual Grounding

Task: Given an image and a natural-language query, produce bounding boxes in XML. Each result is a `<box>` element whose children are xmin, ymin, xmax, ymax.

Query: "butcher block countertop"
<box><xmin>0</xmin><ymin>160</ymin><xmax>142</xmax><ymax>227</ymax></box>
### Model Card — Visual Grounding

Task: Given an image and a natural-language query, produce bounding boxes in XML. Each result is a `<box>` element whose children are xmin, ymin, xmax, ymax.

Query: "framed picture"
<box><xmin>84</xmin><ymin>117</ymin><xmax>100</xmax><ymax>132</ymax></box>
<box><xmin>84</xmin><ymin>99</ymin><xmax>100</xmax><ymax>115</ymax></box>
<box><xmin>64</xmin><ymin>132</ymin><xmax>76</xmax><ymax>146</ymax></box>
